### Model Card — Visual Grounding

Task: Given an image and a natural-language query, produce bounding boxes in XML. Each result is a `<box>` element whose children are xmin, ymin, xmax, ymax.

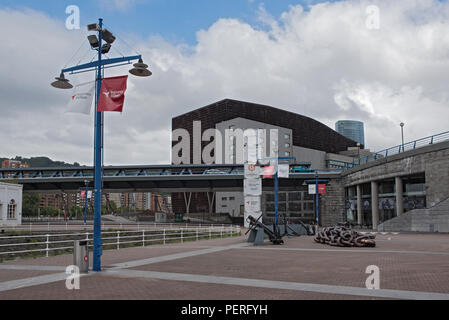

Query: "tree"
<box><xmin>22</xmin><ymin>193</ymin><xmax>40</xmax><ymax>216</ymax></box>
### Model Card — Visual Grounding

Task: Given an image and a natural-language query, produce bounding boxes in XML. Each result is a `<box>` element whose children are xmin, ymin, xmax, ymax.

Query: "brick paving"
<box><xmin>0</xmin><ymin>232</ymin><xmax>448</xmax><ymax>300</ymax></box>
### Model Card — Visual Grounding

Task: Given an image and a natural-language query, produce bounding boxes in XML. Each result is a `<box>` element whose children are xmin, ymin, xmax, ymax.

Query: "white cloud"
<box><xmin>1</xmin><ymin>0</ymin><xmax>449</xmax><ymax>165</ymax></box>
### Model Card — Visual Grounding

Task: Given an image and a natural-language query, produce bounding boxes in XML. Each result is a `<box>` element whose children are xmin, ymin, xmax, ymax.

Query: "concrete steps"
<box><xmin>378</xmin><ymin>198</ymin><xmax>449</xmax><ymax>232</ymax></box>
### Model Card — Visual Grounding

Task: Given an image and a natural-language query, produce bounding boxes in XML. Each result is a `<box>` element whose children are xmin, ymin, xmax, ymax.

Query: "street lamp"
<box><xmin>400</xmin><ymin>122</ymin><xmax>405</xmax><ymax>152</ymax></box>
<box><xmin>51</xmin><ymin>18</ymin><xmax>151</xmax><ymax>272</ymax></box>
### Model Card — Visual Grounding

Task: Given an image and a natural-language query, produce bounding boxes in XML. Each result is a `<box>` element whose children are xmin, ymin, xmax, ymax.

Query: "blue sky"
<box><xmin>0</xmin><ymin>0</ymin><xmax>340</xmax><ymax>45</ymax></box>
<box><xmin>1</xmin><ymin>0</ymin><xmax>449</xmax><ymax>164</ymax></box>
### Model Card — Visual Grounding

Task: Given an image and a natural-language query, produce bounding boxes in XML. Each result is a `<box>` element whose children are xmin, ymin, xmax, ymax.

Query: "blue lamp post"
<box><xmin>82</xmin><ymin>179</ymin><xmax>93</xmax><ymax>227</ymax></box>
<box><xmin>51</xmin><ymin>18</ymin><xmax>152</xmax><ymax>271</ymax></box>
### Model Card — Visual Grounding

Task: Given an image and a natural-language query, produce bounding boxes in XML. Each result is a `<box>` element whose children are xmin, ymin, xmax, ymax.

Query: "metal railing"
<box><xmin>331</xmin><ymin>130</ymin><xmax>449</xmax><ymax>170</ymax></box>
<box><xmin>2</xmin><ymin>221</ymin><xmax>237</xmax><ymax>233</ymax></box>
<box><xmin>0</xmin><ymin>225</ymin><xmax>241</xmax><ymax>259</ymax></box>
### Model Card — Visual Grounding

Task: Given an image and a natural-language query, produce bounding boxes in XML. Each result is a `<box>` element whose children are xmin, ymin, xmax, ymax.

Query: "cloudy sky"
<box><xmin>1</xmin><ymin>0</ymin><xmax>449</xmax><ymax>166</ymax></box>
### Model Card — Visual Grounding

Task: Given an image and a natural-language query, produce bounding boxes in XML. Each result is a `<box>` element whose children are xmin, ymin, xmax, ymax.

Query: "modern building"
<box><xmin>1</xmin><ymin>159</ymin><xmax>30</xmax><ymax>169</ymax></box>
<box><xmin>0</xmin><ymin>182</ymin><xmax>23</xmax><ymax>226</ymax></box>
<box><xmin>335</xmin><ymin>120</ymin><xmax>365</xmax><ymax>146</ymax></box>
<box><xmin>172</xmin><ymin>99</ymin><xmax>360</xmax><ymax>223</ymax></box>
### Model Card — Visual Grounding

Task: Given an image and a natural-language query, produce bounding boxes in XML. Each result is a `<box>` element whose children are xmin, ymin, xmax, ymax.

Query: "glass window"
<box><xmin>288</xmin><ymin>192</ymin><xmax>302</xmax><ymax>201</ymax></box>
<box><xmin>288</xmin><ymin>202</ymin><xmax>302</xmax><ymax>212</ymax></box>
<box><xmin>7</xmin><ymin>200</ymin><xmax>16</xmax><ymax>220</ymax></box>
<box><xmin>285</xmin><ymin>143</ymin><xmax>290</xmax><ymax>148</ymax></box>
<box><xmin>303</xmin><ymin>202</ymin><xmax>314</xmax><ymax>212</ymax></box>
<box><xmin>284</xmin><ymin>134</ymin><xmax>290</xmax><ymax>140</ymax></box>
<box><xmin>229</xmin><ymin>197</ymin><xmax>235</xmax><ymax>201</ymax></box>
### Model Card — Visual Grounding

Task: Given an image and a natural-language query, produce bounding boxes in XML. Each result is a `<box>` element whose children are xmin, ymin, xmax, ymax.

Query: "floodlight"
<box><xmin>88</xmin><ymin>35</ymin><xmax>99</xmax><ymax>48</ymax></box>
<box><xmin>87</xmin><ymin>23</ymin><xmax>101</xmax><ymax>31</ymax></box>
<box><xmin>102</xmin><ymin>29</ymin><xmax>116</xmax><ymax>44</ymax></box>
<box><xmin>101</xmin><ymin>43</ymin><xmax>111</xmax><ymax>54</ymax></box>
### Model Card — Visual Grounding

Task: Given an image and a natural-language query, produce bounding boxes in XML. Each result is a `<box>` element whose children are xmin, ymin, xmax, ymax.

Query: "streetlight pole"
<box><xmin>400</xmin><ymin>122</ymin><xmax>405</xmax><ymax>152</ymax></box>
<box><xmin>315</xmin><ymin>172</ymin><xmax>319</xmax><ymax>226</ymax></box>
<box><xmin>51</xmin><ymin>18</ymin><xmax>151</xmax><ymax>271</ymax></box>
<box><xmin>83</xmin><ymin>180</ymin><xmax>89</xmax><ymax>227</ymax></box>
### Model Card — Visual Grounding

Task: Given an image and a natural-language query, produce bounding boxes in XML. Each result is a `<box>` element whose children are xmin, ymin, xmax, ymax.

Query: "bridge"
<box><xmin>0</xmin><ymin>164</ymin><xmax>342</xmax><ymax>193</ymax></box>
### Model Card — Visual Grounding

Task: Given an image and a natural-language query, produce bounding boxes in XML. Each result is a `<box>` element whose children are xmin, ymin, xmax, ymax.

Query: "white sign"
<box><xmin>244</xmin><ymin>164</ymin><xmax>260</xmax><ymax>179</ymax></box>
<box><xmin>244</xmin><ymin>196</ymin><xmax>261</xmax><ymax>213</ymax></box>
<box><xmin>278</xmin><ymin>164</ymin><xmax>289</xmax><ymax>178</ymax></box>
<box><xmin>308</xmin><ymin>184</ymin><xmax>316</xmax><ymax>195</ymax></box>
<box><xmin>87</xmin><ymin>191</ymin><xmax>93</xmax><ymax>199</ymax></box>
<box><xmin>244</xmin><ymin>178</ymin><xmax>262</xmax><ymax>196</ymax></box>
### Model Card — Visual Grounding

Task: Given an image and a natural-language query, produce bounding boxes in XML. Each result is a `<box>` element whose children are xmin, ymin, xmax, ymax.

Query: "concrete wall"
<box><xmin>216</xmin><ymin>191</ymin><xmax>244</xmax><ymax>217</ymax></box>
<box><xmin>341</xmin><ymin>141</ymin><xmax>449</xmax><ymax>232</ymax></box>
<box><xmin>292</xmin><ymin>146</ymin><xmax>326</xmax><ymax>169</ymax></box>
<box><xmin>216</xmin><ymin>117</ymin><xmax>293</xmax><ymax>163</ymax></box>
<box><xmin>0</xmin><ymin>182</ymin><xmax>23</xmax><ymax>226</ymax></box>
<box><xmin>320</xmin><ymin>178</ymin><xmax>345</xmax><ymax>226</ymax></box>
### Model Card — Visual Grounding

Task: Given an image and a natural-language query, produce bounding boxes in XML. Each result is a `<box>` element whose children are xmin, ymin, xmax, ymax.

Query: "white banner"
<box><xmin>308</xmin><ymin>184</ymin><xmax>316</xmax><ymax>195</ymax></box>
<box><xmin>66</xmin><ymin>81</ymin><xmax>95</xmax><ymax>115</ymax></box>
<box><xmin>278</xmin><ymin>164</ymin><xmax>289</xmax><ymax>178</ymax></box>
<box><xmin>244</xmin><ymin>178</ymin><xmax>262</xmax><ymax>196</ymax></box>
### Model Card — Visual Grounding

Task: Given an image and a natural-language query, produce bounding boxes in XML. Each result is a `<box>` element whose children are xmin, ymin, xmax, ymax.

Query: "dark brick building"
<box><xmin>171</xmin><ymin>99</ymin><xmax>359</xmax><ymax>215</ymax></box>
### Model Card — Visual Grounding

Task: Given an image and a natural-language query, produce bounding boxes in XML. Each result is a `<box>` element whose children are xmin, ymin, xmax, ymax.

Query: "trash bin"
<box><xmin>73</xmin><ymin>240</ymin><xmax>89</xmax><ymax>274</ymax></box>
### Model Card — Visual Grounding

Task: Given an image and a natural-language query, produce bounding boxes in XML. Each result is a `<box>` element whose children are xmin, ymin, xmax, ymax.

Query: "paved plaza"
<box><xmin>0</xmin><ymin>232</ymin><xmax>448</xmax><ymax>300</ymax></box>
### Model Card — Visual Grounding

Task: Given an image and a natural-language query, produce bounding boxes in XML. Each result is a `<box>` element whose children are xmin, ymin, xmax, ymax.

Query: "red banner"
<box><xmin>97</xmin><ymin>75</ymin><xmax>128</xmax><ymax>112</ymax></box>
<box><xmin>263</xmin><ymin>165</ymin><xmax>275</xmax><ymax>179</ymax></box>
<box><xmin>318</xmin><ymin>184</ymin><xmax>326</xmax><ymax>194</ymax></box>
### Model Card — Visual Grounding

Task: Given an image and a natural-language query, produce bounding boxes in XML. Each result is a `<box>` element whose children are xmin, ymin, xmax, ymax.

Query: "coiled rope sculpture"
<box><xmin>314</xmin><ymin>226</ymin><xmax>376</xmax><ymax>247</ymax></box>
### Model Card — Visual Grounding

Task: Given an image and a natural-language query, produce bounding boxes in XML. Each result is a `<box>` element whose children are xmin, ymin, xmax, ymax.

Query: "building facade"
<box><xmin>1</xmin><ymin>159</ymin><xmax>30</xmax><ymax>169</ymax></box>
<box><xmin>335</xmin><ymin>120</ymin><xmax>365</xmax><ymax>146</ymax></box>
<box><xmin>172</xmin><ymin>99</ymin><xmax>359</xmax><ymax>222</ymax></box>
<box><xmin>0</xmin><ymin>182</ymin><xmax>23</xmax><ymax>226</ymax></box>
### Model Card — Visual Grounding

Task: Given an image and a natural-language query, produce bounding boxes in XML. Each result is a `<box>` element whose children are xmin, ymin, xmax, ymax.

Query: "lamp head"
<box><xmin>51</xmin><ymin>73</ymin><xmax>73</xmax><ymax>89</ymax></box>
<box><xmin>129</xmin><ymin>58</ymin><xmax>152</xmax><ymax>77</ymax></box>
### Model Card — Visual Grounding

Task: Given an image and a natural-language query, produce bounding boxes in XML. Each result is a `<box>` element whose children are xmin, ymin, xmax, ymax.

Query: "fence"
<box><xmin>329</xmin><ymin>130</ymin><xmax>449</xmax><ymax>170</ymax></box>
<box><xmin>0</xmin><ymin>225</ymin><xmax>241</xmax><ymax>260</ymax></box>
<box><xmin>5</xmin><ymin>221</ymin><xmax>237</xmax><ymax>233</ymax></box>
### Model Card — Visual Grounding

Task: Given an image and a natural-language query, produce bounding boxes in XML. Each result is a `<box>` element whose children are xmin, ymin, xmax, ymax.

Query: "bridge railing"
<box><xmin>0</xmin><ymin>225</ymin><xmax>241</xmax><ymax>259</ymax></box>
<box><xmin>330</xmin><ymin>130</ymin><xmax>449</xmax><ymax>170</ymax></box>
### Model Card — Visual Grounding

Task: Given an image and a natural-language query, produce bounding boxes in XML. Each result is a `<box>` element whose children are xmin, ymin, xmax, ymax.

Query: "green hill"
<box><xmin>0</xmin><ymin>156</ymin><xmax>83</xmax><ymax>168</ymax></box>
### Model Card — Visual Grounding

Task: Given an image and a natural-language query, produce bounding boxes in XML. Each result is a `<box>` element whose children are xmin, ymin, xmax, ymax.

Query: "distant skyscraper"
<box><xmin>335</xmin><ymin>120</ymin><xmax>365</xmax><ymax>146</ymax></box>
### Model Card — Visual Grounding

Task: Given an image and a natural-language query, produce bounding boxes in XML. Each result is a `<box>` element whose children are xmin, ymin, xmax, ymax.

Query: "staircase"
<box><xmin>378</xmin><ymin>198</ymin><xmax>449</xmax><ymax>232</ymax></box>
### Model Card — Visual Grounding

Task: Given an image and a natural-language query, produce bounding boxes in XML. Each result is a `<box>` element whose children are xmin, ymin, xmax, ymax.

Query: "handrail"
<box><xmin>330</xmin><ymin>130</ymin><xmax>449</xmax><ymax>170</ymax></box>
<box><xmin>0</xmin><ymin>225</ymin><xmax>241</xmax><ymax>258</ymax></box>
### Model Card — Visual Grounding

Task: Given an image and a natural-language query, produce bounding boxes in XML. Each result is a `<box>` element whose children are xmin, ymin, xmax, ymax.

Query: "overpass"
<box><xmin>0</xmin><ymin>164</ymin><xmax>342</xmax><ymax>193</ymax></box>
<box><xmin>2</xmin><ymin>135</ymin><xmax>448</xmax><ymax>231</ymax></box>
